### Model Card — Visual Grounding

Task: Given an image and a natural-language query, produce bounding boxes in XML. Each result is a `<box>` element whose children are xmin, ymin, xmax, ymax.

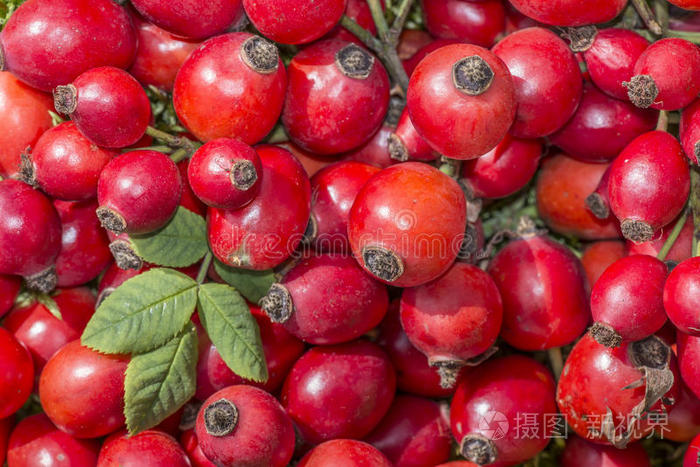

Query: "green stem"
<box><xmin>691</xmin><ymin>167</ymin><xmax>700</xmax><ymax>257</ymax></box>
<box><xmin>657</xmin><ymin>209</ymin><xmax>688</xmax><ymax>261</ymax></box>
<box><xmin>654</xmin><ymin>0</ymin><xmax>669</xmax><ymax>32</ymax></box>
<box><xmin>388</xmin><ymin>0</ymin><xmax>415</xmax><ymax>45</ymax></box>
<box><xmin>169</xmin><ymin>148</ymin><xmax>190</xmax><ymax>163</ymax></box>
<box><xmin>340</xmin><ymin>15</ymin><xmax>382</xmax><ymax>49</ymax></box>
<box><xmin>656</xmin><ymin>110</ymin><xmax>668</xmax><ymax>132</ymax></box>
<box><xmin>548</xmin><ymin>347</ymin><xmax>564</xmax><ymax>382</ymax></box>
<box><xmin>196</xmin><ymin>252</ymin><xmax>213</xmax><ymax>285</ymax></box>
<box><xmin>126</xmin><ymin>145</ymin><xmax>174</xmax><ymax>154</ymax></box>
<box><xmin>631</xmin><ymin>0</ymin><xmax>663</xmax><ymax>35</ymax></box>
<box><xmin>367</xmin><ymin>0</ymin><xmax>389</xmax><ymax>41</ymax></box>
<box><xmin>146</xmin><ymin>126</ymin><xmax>194</xmax><ymax>148</ymax></box>
<box><xmin>618</xmin><ymin>4</ymin><xmax>640</xmax><ymax>29</ymax></box>
<box><xmin>666</xmin><ymin>29</ymin><xmax>700</xmax><ymax>43</ymax></box>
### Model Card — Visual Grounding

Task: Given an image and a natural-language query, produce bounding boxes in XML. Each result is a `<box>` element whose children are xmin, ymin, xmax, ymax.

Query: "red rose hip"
<box><xmin>97</xmin><ymin>430</ymin><xmax>191</xmax><ymax>467</ymax></box>
<box><xmin>508</xmin><ymin>0</ymin><xmax>626</xmax><ymax>26</ymax></box>
<box><xmin>299</xmin><ymin>440</ymin><xmax>392</xmax><ymax>467</ymax></box>
<box><xmin>422</xmin><ymin>0</ymin><xmax>505</xmax><ymax>48</ymax></box>
<box><xmin>0</xmin><ymin>328</ymin><xmax>33</xmax><ymax>418</ymax></box>
<box><xmin>664</xmin><ymin>257</ymin><xmax>700</xmax><ymax>336</ymax></box>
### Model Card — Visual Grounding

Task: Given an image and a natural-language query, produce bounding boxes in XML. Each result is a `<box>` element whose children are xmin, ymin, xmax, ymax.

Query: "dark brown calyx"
<box><xmin>53</xmin><ymin>84</ymin><xmax>77</xmax><ymax>115</ymax></box>
<box><xmin>18</xmin><ymin>152</ymin><xmax>37</xmax><ymax>187</ymax></box>
<box><xmin>430</xmin><ymin>360</ymin><xmax>464</xmax><ymax>389</ymax></box>
<box><xmin>302</xmin><ymin>215</ymin><xmax>318</xmax><ymax>245</ymax></box>
<box><xmin>362</xmin><ymin>246</ymin><xmax>404</xmax><ymax>282</ymax></box>
<box><xmin>621</xmin><ymin>219</ymin><xmax>655</xmax><ymax>243</ymax></box>
<box><xmin>96</xmin><ymin>206</ymin><xmax>127</xmax><ymax>235</ymax></box>
<box><xmin>560</xmin><ymin>26</ymin><xmax>598</xmax><ymax>52</ymax></box>
<box><xmin>585</xmin><ymin>193</ymin><xmax>610</xmax><ymax>219</ymax></box>
<box><xmin>452</xmin><ymin>55</ymin><xmax>494</xmax><ymax>96</ymax></box>
<box><xmin>260</xmin><ymin>283</ymin><xmax>293</xmax><ymax>324</ymax></box>
<box><xmin>230</xmin><ymin>159</ymin><xmax>258</xmax><ymax>191</ymax></box>
<box><xmin>203</xmin><ymin>398</ymin><xmax>239</xmax><ymax>437</ymax></box>
<box><xmin>109</xmin><ymin>240</ymin><xmax>143</xmax><ymax>270</ymax></box>
<box><xmin>460</xmin><ymin>435</ymin><xmax>497</xmax><ymax>465</ymax></box>
<box><xmin>335</xmin><ymin>44</ymin><xmax>375</xmax><ymax>79</ymax></box>
<box><xmin>629</xmin><ymin>335</ymin><xmax>670</xmax><ymax>369</ymax></box>
<box><xmin>387</xmin><ymin>133</ymin><xmax>409</xmax><ymax>161</ymax></box>
<box><xmin>623</xmin><ymin>75</ymin><xmax>658</xmax><ymax>109</ymax></box>
<box><xmin>240</xmin><ymin>35</ymin><xmax>279</xmax><ymax>74</ymax></box>
<box><xmin>25</xmin><ymin>266</ymin><xmax>57</xmax><ymax>294</ymax></box>
<box><xmin>590</xmin><ymin>322</ymin><xmax>622</xmax><ymax>348</ymax></box>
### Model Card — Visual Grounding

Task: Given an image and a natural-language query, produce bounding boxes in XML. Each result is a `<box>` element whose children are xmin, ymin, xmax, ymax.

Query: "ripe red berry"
<box><xmin>388</xmin><ymin>108</ymin><xmax>438</xmax><ymax>162</ymax></box>
<box><xmin>508</xmin><ymin>0</ymin><xmax>626</xmax><ymax>26</ymax></box>
<box><xmin>208</xmin><ymin>145</ymin><xmax>310</xmax><ymax>270</ymax></box>
<box><xmin>560</xmin><ymin>435</ymin><xmax>651</xmax><ymax>467</ymax></box>
<box><xmin>678</xmin><ymin>332</ymin><xmax>700</xmax><ymax>400</ymax></box>
<box><xmin>487</xmin><ymin>223</ymin><xmax>590</xmax><ymax>350</ymax></box>
<box><xmin>0</xmin><ymin>275</ymin><xmax>21</xmax><ymax>319</ymax></box>
<box><xmin>243</xmin><ymin>0</ymin><xmax>347</xmax><ymax>45</ymax></box>
<box><xmin>492</xmin><ymin>27</ymin><xmax>581</xmax><ymax>138</ymax></box>
<box><xmin>680</xmin><ymin>98</ymin><xmax>700</xmax><ymax>165</ymax></box>
<box><xmin>608</xmin><ymin>131</ymin><xmax>690</xmax><ymax>243</ymax></box>
<box><xmin>664</xmin><ymin>257</ymin><xmax>700</xmax><ymax>336</ymax></box>
<box><xmin>669</xmin><ymin>0</ymin><xmax>700</xmax><ymax>10</ymax></box>
<box><xmin>402</xmin><ymin>38</ymin><xmax>461</xmax><ymax>77</ymax></box>
<box><xmin>684</xmin><ymin>434</ymin><xmax>700</xmax><ymax>467</ymax></box>
<box><xmin>180</xmin><ymin>429</ymin><xmax>215</xmax><ymax>467</ymax></box>
<box><xmin>339</xmin><ymin>123</ymin><xmax>395</xmax><ymax>169</ymax></box>
<box><xmin>422</xmin><ymin>0</ymin><xmax>505</xmax><ymax>48</ymax></box>
<box><xmin>581</xmin><ymin>240</ymin><xmax>627</xmax><ymax>287</ymax></box>
<box><xmin>281</xmin><ymin>340</ymin><xmax>396</xmax><ymax>444</ymax></box>
<box><xmin>54</xmin><ymin>67</ymin><xmax>151</xmax><ymax>148</ymax></box>
<box><xmin>97</xmin><ymin>430</ymin><xmax>191</xmax><ymax>467</ymax></box>
<box><xmin>0</xmin><ymin>328</ymin><xmax>33</xmax><ymax>419</ymax></box>
<box><xmin>324</xmin><ymin>0</ymin><xmax>377</xmax><ymax>45</ymax></box>
<box><xmin>174</xmin><ymin>33</ymin><xmax>287</xmax><ymax>144</ymax></box>
<box><xmin>97</xmin><ymin>263</ymin><xmax>151</xmax><ymax>306</ymax></box>
<box><xmin>97</xmin><ymin>150</ymin><xmax>183</xmax><ymax>235</ymax></box>
<box><xmin>628</xmin><ymin>213</ymin><xmax>694</xmax><ymax>263</ymax></box>
<box><xmin>348</xmin><ymin>162</ymin><xmax>466</xmax><ymax>287</ymax></box>
<box><xmin>0</xmin><ymin>0</ymin><xmax>137</xmax><ymax>91</ymax></box>
<box><xmin>177</xmin><ymin>159</ymin><xmax>207</xmax><ymax>217</ymax></box>
<box><xmin>39</xmin><ymin>340</ymin><xmax>128</xmax><ymax>438</ymax></box>
<box><xmin>666</xmin><ymin>381</ymin><xmax>700</xmax><ymax>442</ymax></box>
<box><xmin>407</xmin><ymin>43</ymin><xmax>516</xmax><ymax>159</ymax></box>
<box><xmin>196</xmin><ymin>385</ymin><xmax>295</xmax><ymax>467</ymax></box>
<box><xmin>450</xmin><ymin>355</ymin><xmax>557</xmax><ymax>466</ymax></box>
<box><xmin>299</xmin><ymin>439</ymin><xmax>392</xmax><ymax>467</ymax></box>
<box><xmin>0</xmin><ymin>179</ymin><xmax>62</xmax><ymax>292</ymax></box>
<box><xmin>400</xmin><ymin>262</ymin><xmax>502</xmax><ymax>388</ymax></box>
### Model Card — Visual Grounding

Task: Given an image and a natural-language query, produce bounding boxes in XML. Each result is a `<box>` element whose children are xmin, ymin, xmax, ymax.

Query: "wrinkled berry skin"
<box><xmin>0</xmin><ymin>275</ymin><xmax>21</xmax><ymax>319</ymax></box>
<box><xmin>560</xmin><ymin>435</ymin><xmax>651</xmax><ymax>467</ymax></box>
<box><xmin>131</xmin><ymin>0</ymin><xmax>244</xmax><ymax>40</ymax></box>
<box><xmin>97</xmin><ymin>430</ymin><xmax>191</xmax><ymax>467</ymax></box>
<box><xmin>196</xmin><ymin>385</ymin><xmax>295</xmax><ymax>467</ymax></box>
<box><xmin>39</xmin><ymin>340</ymin><xmax>128</xmax><ymax>439</ymax></box>
<box><xmin>508</xmin><ymin>0</ymin><xmax>626</xmax><ymax>26</ymax></box>
<box><xmin>174</xmin><ymin>33</ymin><xmax>287</xmax><ymax>144</ymax></box>
<box><xmin>407</xmin><ymin>43</ymin><xmax>516</xmax><ymax>159</ymax></box>
<box><xmin>421</xmin><ymin>0</ymin><xmax>505</xmax><ymax>48</ymax></box>
<box><xmin>281</xmin><ymin>340</ymin><xmax>396</xmax><ymax>444</ymax></box>
<box><xmin>208</xmin><ymin>145</ymin><xmax>310</xmax><ymax>270</ymax></box>
<box><xmin>678</xmin><ymin>332</ymin><xmax>700</xmax><ymax>399</ymax></box>
<box><xmin>0</xmin><ymin>328</ymin><xmax>34</xmax><ymax>419</ymax></box>
<box><xmin>492</xmin><ymin>27</ymin><xmax>581</xmax><ymax>138</ymax></box>
<box><xmin>0</xmin><ymin>0</ymin><xmax>137</xmax><ymax>92</ymax></box>
<box><xmin>664</xmin><ymin>257</ymin><xmax>700</xmax><ymax>336</ymax></box>
<box><xmin>487</xmin><ymin>232</ymin><xmax>590</xmax><ymax>350</ymax></box>
<box><xmin>243</xmin><ymin>0</ymin><xmax>347</xmax><ymax>45</ymax></box>
<box><xmin>451</xmin><ymin>355</ymin><xmax>557</xmax><ymax>466</ymax></box>
<box><xmin>581</xmin><ymin>240</ymin><xmax>627</xmax><ymax>287</ymax></box>
<box><xmin>97</xmin><ymin>150</ymin><xmax>182</xmax><ymax>235</ymax></box>
<box><xmin>299</xmin><ymin>439</ymin><xmax>392</xmax><ymax>467</ymax></box>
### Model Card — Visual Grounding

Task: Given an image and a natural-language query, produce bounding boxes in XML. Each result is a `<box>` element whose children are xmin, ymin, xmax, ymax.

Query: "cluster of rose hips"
<box><xmin>1</xmin><ymin>0</ymin><xmax>700</xmax><ymax>465</ymax></box>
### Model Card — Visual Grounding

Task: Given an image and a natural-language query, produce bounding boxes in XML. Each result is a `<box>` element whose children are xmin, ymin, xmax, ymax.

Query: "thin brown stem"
<box><xmin>367</xmin><ymin>0</ymin><xmax>389</xmax><ymax>40</ymax></box>
<box><xmin>388</xmin><ymin>0</ymin><xmax>415</xmax><ymax>45</ymax></box>
<box><xmin>631</xmin><ymin>0</ymin><xmax>663</xmax><ymax>35</ymax></box>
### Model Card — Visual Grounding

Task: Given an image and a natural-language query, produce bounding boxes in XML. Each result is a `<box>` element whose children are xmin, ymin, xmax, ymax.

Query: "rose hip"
<box><xmin>299</xmin><ymin>440</ymin><xmax>392</xmax><ymax>467</ymax></box>
<box><xmin>680</xmin><ymin>98</ymin><xmax>700</xmax><ymax>165</ymax></box>
<box><xmin>339</xmin><ymin>123</ymin><xmax>395</xmax><ymax>169</ymax></box>
<box><xmin>508</xmin><ymin>0</ymin><xmax>626</xmax><ymax>26</ymax></box>
<box><xmin>560</xmin><ymin>435</ymin><xmax>651</xmax><ymax>467</ymax></box>
<box><xmin>0</xmin><ymin>275</ymin><xmax>21</xmax><ymax>319</ymax></box>
<box><xmin>664</xmin><ymin>257</ymin><xmax>700</xmax><ymax>336</ymax></box>
<box><xmin>422</xmin><ymin>0</ymin><xmax>505</xmax><ymax>48</ymax></box>
<box><xmin>0</xmin><ymin>328</ymin><xmax>33</xmax><ymax>419</ymax></box>
<box><xmin>628</xmin><ymin>213</ymin><xmax>694</xmax><ymax>263</ymax></box>
<box><xmin>180</xmin><ymin>429</ymin><xmax>215</xmax><ymax>467</ymax></box>
<box><xmin>581</xmin><ymin>240</ymin><xmax>627</xmax><ymax>287</ymax></box>
<box><xmin>666</xmin><ymin>381</ymin><xmax>700</xmax><ymax>442</ymax></box>
<box><xmin>388</xmin><ymin>108</ymin><xmax>438</xmax><ymax>162</ymax></box>
<box><xmin>97</xmin><ymin>430</ymin><xmax>191</xmax><ymax>467</ymax></box>
<box><xmin>678</xmin><ymin>332</ymin><xmax>700</xmax><ymax>399</ymax></box>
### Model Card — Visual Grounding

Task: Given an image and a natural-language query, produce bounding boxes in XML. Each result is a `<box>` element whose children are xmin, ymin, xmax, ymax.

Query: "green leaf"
<box><xmin>128</xmin><ymin>207</ymin><xmax>207</xmax><ymax>268</ymax></box>
<box><xmin>81</xmin><ymin>268</ymin><xmax>198</xmax><ymax>354</ymax></box>
<box><xmin>124</xmin><ymin>325</ymin><xmax>198</xmax><ymax>435</ymax></box>
<box><xmin>197</xmin><ymin>283</ymin><xmax>268</xmax><ymax>383</ymax></box>
<box><xmin>213</xmin><ymin>259</ymin><xmax>276</xmax><ymax>303</ymax></box>
<box><xmin>36</xmin><ymin>293</ymin><xmax>61</xmax><ymax>320</ymax></box>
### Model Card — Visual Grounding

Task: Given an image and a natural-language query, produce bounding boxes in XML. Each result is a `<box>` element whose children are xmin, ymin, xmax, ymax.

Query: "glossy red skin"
<box><xmin>671</xmin><ymin>0</ymin><xmax>700</xmax><ymax>10</ymax></box>
<box><xmin>365</xmin><ymin>395</ymin><xmax>451</xmax><ymax>466</ymax></box>
<box><xmin>280</xmin><ymin>142</ymin><xmax>335</xmax><ymax>177</ymax></box>
<box><xmin>451</xmin><ymin>355</ymin><xmax>557</xmax><ymax>465</ymax></box>
<box><xmin>131</xmin><ymin>0</ymin><xmax>243</xmax><ymax>40</ymax></box>
<box><xmin>664</xmin><ymin>257</ymin><xmax>700</xmax><ymax>336</ymax></box>
<box><xmin>339</xmin><ymin>123</ymin><xmax>395</xmax><ymax>169</ymax></box>
<box><xmin>98</xmin><ymin>150</ymin><xmax>183</xmax><ymax>235</ymax></box>
<box><xmin>581</xmin><ymin>240</ymin><xmax>627</xmax><ymax>287</ymax></box>
<box><xmin>299</xmin><ymin>439</ymin><xmax>392</xmax><ymax>467</ymax></box>
<box><xmin>504</xmin><ymin>2</ymin><xmax>539</xmax><ymax>33</ymax></box>
<box><xmin>195</xmin><ymin>305</ymin><xmax>305</xmax><ymax>399</ymax></box>
<box><xmin>0</xmin><ymin>179</ymin><xmax>62</xmax><ymax>279</ymax></box>
<box><xmin>188</xmin><ymin>138</ymin><xmax>263</xmax><ymax>209</ymax></box>
<box><xmin>508</xmin><ymin>0</ymin><xmax>626</xmax><ymax>26</ymax></box>
<box><xmin>462</xmin><ymin>134</ymin><xmax>541</xmax><ymax>199</ymax></box>
<box><xmin>609</xmin><ymin>131</ymin><xmax>690</xmax><ymax>237</ymax></box>
<box><xmin>492</xmin><ymin>27</ymin><xmax>581</xmax><ymax>138</ymax></box>
<box><xmin>180</xmin><ymin>430</ymin><xmax>215</xmax><ymax>467</ymax></box>
<box><xmin>402</xmin><ymin>39</ymin><xmax>461</xmax><ymax>77</ymax></box>
<box><xmin>560</xmin><ymin>435</ymin><xmax>651</xmax><ymax>467</ymax></box>
<box><xmin>243</xmin><ymin>0</ymin><xmax>347</xmax><ymax>45</ymax></box>
<box><xmin>377</xmin><ymin>303</ymin><xmax>456</xmax><ymax>398</ymax></box>
<box><xmin>537</xmin><ymin>155</ymin><xmax>622</xmax><ymax>240</ymax></box>
<box><xmin>422</xmin><ymin>0</ymin><xmax>505</xmax><ymax>48</ymax></box>
<box><xmin>408</xmin><ymin>43</ymin><xmax>516</xmax><ymax>159</ymax></box>
<box><xmin>680</xmin><ymin>98</ymin><xmax>700</xmax><ymax>165</ymax></box>
<box><xmin>678</xmin><ymin>332</ymin><xmax>700</xmax><ymax>399</ymax></box>
<box><xmin>97</xmin><ymin>430</ymin><xmax>190</xmax><ymax>467</ymax></box>
<box><xmin>67</xmin><ymin>67</ymin><xmax>151</xmax><ymax>148</ymax></box>
<box><xmin>0</xmin><ymin>72</ymin><xmax>53</xmax><ymax>178</ymax></box>
<box><xmin>29</xmin><ymin>122</ymin><xmax>116</xmax><ymax>201</ymax></box>
<box><xmin>667</xmin><ymin>381</ymin><xmax>700</xmax><ymax>442</ymax></box>
<box><xmin>550</xmin><ymin>83</ymin><xmax>658</xmax><ymax>163</ymax></box>
<box><xmin>283</xmin><ymin>39</ymin><xmax>390</xmax><ymax>155</ymax></box>
<box><xmin>4</xmin><ymin>287</ymin><xmax>95</xmax><ymax>374</ymax></box>
<box><xmin>400</xmin><ymin>262</ymin><xmax>502</xmax><ymax>366</ymax></box>
<box><xmin>310</xmin><ymin>161</ymin><xmax>380</xmax><ymax>253</ymax></box>
<box><xmin>583</xmin><ymin>29</ymin><xmax>649</xmax><ymax>101</ymax></box>
<box><xmin>487</xmin><ymin>234</ymin><xmax>590</xmax><ymax>350</ymax></box>
<box><xmin>0</xmin><ymin>417</ymin><xmax>11</xmax><ymax>465</ymax></box>
<box><xmin>7</xmin><ymin>413</ymin><xmax>99</xmax><ymax>467</ymax></box>
<box><xmin>0</xmin><ymin>0</ymin><xmax>137</xmax><ymax>92</ymax></box>
<box><xmin>0</xmin><ymin>275</ymin><xmax>21</xmax><ymax>319</ymax></box>
<box><xmin>685</xmin><ymin>434</ymin><xmax>700</xmax><ymax>467</ymax></box>
<box><xmin>392</xmin><ymin>108</ymin><xmax>438</xmax><ymax>161</ymax></box>
<box><xmin>97</xmin><ymin>263</ymin><xmax>149</xmax><ymax>305</ymax></box>
<box><xmin>174</xmin><ymin>32</ymin><xmax>287</xmax><ymax>144</ymax></box>
<box><xmin>208</xmin><ymin>145</ymin><xmax>310</xmax><ymax>270</ymax></box>
<box><xmin>128</xmin><ymin>11</ymin><xmax>201</xmax><ymax>91</ymax></box>
<box><xmin>631</xmin><ymin>38</ymin><xmax>700</xmax><ymax>111</ymax></box>
<box><xmin>39</xmin><ymin>340</ymin><xmax>128</xmax><ymax>438</ymax></box>
<box><xmin>275</xmin><ymin>253</ymin><xmax>388</xmax><ymax>344</ymax></box>
<box><xmin>628</xmin><ymin>213</ymin><xmax>694</xmax><ymax>263</ymax></box>
<box><xmin>325</xmin><ymin>0</ymin><xmax>377</xmax><ymax>44</ymax></box>
<box><xmin>349</xmin><ymin>162</ymin><xmax>466</xmax><ymax>287</ymax></box>
<box><xmin>177</xmin><ymin>160</ymin><xmax>207</xmax><ymax>217</ymax></box>
<box><xmin>591</xmin><ymin>255</ymin><xmax>668</xmax><ymax>342</ymax></box>
<box><xmin>397</xmin><ymin>29</ymin><xmax>434</xmax><ymax>62</ymax></box>
<box><xmin>0</xmin><ymin>328</ymin><xmax>33</xmax><ymax>419</ymax></box>
<box><xmin>281</xmin><ymin>340</ymin><xmax>396</xmax><ymax>444</ymax></box>
<box><xmin>196</xmin><ymin>385</ymin><xmax>295</xmax><ymax>467</ymax></box>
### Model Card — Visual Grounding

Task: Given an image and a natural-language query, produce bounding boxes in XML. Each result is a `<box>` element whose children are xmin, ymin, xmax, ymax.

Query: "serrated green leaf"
<box><xmin>81</xmin><ymin>268</ymin><xmax>197</xmax><ymax>354</ymax></box>
<box><xmin>213</xmin><ymin>259</ymin><xmax>276</xmax><ymax>303</ymax></box>
<box><xmin>197</xmin><ymin>283</ymin><xmax>268</xmax><ymax>383</ymax></box>
<box><xmin>128</xmin><ymin>207</ymin><xmax>207</xmax><ymax>268</ymax></box>
<box><xmin>124</xmin><ymin>325</ymin><xmax>198</xmax><ymax>435</ymax></box>
<box><xmin>36</xmin><ymin>293</ymin><xmax>61</xmax><ymax>320</ymax></box>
